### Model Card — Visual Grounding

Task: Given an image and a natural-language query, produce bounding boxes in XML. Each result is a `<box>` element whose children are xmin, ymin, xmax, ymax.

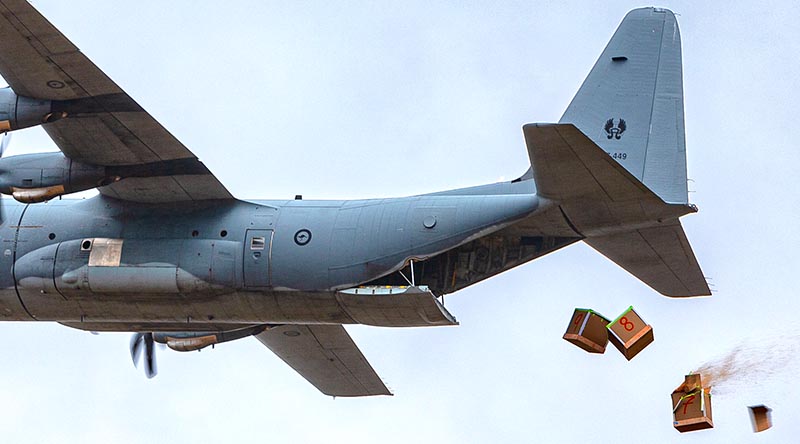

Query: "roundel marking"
<box><xmin>294</xmin><ymin>229</ymin><xmax>312</xmax><ymax>246</ymax></box>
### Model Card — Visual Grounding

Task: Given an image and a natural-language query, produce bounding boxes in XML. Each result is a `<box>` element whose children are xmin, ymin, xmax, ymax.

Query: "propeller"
<box><xmin>0</xmin><ymin>132</ymin><xmax>10</xmax><ymax>158</ymax></box>
<box><xmin>130</xmin><ymin>332</ymin><xmax>157</xmax><ymax>378</ymax></box>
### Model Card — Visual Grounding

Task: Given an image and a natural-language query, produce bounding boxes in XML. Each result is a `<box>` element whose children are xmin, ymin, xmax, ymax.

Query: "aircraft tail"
<box><xmin>560</xmin><ymin>7</ymin><xmax>687</xmax><ymax>204</ymax></box>
<box><xmin>523</xmin><ymin>123</ymin><xmax>709</xmax><ymax>297</ymax></box>
<box><xmin>523</xmin><ymin>8</ymin><xmax>709</xmax><ymax>297</ymax></box>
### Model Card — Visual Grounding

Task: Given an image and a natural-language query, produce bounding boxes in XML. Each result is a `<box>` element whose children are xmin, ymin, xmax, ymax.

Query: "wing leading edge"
<box><xmin>256</xmin><ymin>325</ymin><xmax>392</xmax><ymax>397</ymax></box>
<box><xmin>0</xmin><ymin>0</ymin><xmax>232</xmax><ymax>202</ymax></box>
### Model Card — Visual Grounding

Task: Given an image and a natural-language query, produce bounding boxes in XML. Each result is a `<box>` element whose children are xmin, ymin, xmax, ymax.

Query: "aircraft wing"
<box><xmin>0</xmin><ymin>0</ymin><xmax>233</xmax><ymax>203</ymax></box>
<box><xmin>255</xmin><ymin>325</ymin><xmax>392</xmax><ymax>397</ymax></box>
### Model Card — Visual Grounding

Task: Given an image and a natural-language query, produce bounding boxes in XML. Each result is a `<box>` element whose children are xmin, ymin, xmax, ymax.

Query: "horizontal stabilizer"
<box><xmin>523</xmin><ymin>123</ymin><xmax>708</xmax><ymax>297</ymax></box>
<box><xmin>256</xmin><ymin>324</ymin><xmax>391</xmax><ymax>397</ymax></box>
<box><xmin>523</xmin><ymin>123</ymin><xmax>657</xmax><ymax>202</ymax></box>
<box><xmin>585</xmin><ymin>221</ymin><xmax>710</xmax><ymax>297</ymax></box>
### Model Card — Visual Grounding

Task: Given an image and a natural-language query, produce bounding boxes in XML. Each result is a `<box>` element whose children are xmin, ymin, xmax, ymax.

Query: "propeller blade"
<box><xmin>130</xmin><ymin>332</ymin><xmax>144</xmax><ymax>367</ymax></box>
<box><xmin>0</xmin><ymin>132</ymin><xmax>10</xmax><ymax>158</ymax></box>
<box><xmin>143</xmin><ymin>333</ymin><xmax>157</xmax><ymax>378</ymax></box>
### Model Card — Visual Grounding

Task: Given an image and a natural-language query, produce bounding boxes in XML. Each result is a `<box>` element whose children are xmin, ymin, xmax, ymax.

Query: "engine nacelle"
<box><xmin>158</xmin><ymin>333</ymin><xmax>219</xmax><ymax>352</ymax></box>
<box><xmin>0</xmin><ymin>87</ymin><xmax>208</xmax><ymax>202</ymax></box>
<box><xmin>0</xmin><ymin>87</ymin><xmax>65</xmax><ymax>131</ymax></box>
<box><xmin>0</xmin><ymin>152</ymin><xmax>118</xmax><ymax>202</ymax></box>
<box><xmin>153</xmin><ymin>326</ymin><xmax>268</xmax><ymax>352</ymax></box>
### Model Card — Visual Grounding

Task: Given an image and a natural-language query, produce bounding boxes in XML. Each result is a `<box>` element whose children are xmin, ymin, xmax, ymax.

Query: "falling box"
<box><xmin>562</xmin><ymin>308</ymin><xmax>609</xmax><ymax>353</ymax></box>
<box><xmin>749</xmin><ymin>405</ymin><xmax>772</xmax><ymax>433</ymax></box>
<box><xmin>672</xmin><ymin>374</ymin><xmax>713</xmax><ymax>433</ymax></box>
<box><xmin>606</xmin><ymin>306</ymin><xmax>654</xmax><ymax>360</ymax></box>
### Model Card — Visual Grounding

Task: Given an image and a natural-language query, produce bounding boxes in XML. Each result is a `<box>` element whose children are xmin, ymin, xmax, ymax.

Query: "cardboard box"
<box><xmin>562</xmin><ymin>308</ymin><xmax>609</xmax><ymax>354</ymax></box>
<box><xmin>606</xmin><ymin>306</ymin><xmax>654</xmax><ymax>360</ymax></box>
<box><xmin>749</xmin><ymin>405</ymin><xmax>772</xmax><ymax>432</ymax></box>
<box><xmin>671</xmin><ymin>374</ymin><xmax>713</xmax><ymax>433</ymax></box>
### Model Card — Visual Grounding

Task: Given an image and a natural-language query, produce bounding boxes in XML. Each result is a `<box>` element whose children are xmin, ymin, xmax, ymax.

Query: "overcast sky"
<box><xmin>1</xmin><ymin>1</ymin><xmax>798</xmax><ymax>442</ymax></box>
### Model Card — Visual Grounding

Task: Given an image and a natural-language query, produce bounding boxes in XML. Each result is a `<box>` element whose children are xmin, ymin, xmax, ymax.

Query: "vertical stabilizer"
<box><xmin>560</xmin><ymin>8</ymin><xmax>687</xmax><ymax>204</ymax></box>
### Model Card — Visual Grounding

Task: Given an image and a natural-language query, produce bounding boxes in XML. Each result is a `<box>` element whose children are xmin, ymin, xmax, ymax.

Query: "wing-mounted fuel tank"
<box><xmin>14</xmin><ymin>237</ymin><xmax>243</xmax><ymax>297</ymax></box>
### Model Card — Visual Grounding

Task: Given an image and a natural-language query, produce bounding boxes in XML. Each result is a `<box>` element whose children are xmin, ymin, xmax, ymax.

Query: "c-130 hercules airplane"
<box><xmin>0</xmin><ymin>4</ymin><xmax>708</xmax><ymax>396</ymax></box>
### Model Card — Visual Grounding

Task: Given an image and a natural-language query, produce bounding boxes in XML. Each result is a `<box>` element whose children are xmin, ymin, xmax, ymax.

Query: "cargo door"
<box><xmin>244</xmin><ymin>229</ymin><xmax>273</xmax><ymax>288</ymax></box>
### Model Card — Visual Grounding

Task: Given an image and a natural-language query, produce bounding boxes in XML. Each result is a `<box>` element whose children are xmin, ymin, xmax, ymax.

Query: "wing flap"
<box><xmin>98</xmin><ymin>176</ymin><xmax>228</xmax><ymax>203</ymax></box>
<box><xmin>255</xmin><ymin>325</ymin><xmax>392</xmax><ymax>397</ymax></box>
<box><xmin>43</xmin><ymin>113</ymin><xmax>191</xmax><ymax>165</ymax></box>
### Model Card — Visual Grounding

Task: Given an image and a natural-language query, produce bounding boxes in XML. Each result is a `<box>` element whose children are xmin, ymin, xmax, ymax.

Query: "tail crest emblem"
<box><xmin>604</xmin><ymin>118</ymin><xmax>626</xmax><ymax>139</ymax></box>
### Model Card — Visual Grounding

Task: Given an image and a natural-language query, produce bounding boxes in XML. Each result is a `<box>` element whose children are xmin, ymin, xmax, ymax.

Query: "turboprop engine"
<box><xmin>0</xmin><ymin>87</ymin><xmax>66</xmax><ymax>131</ymax></box>
<box><xmin>130</xmin><ymin>326</ymin><xmax>269</xmax><ymax>378</ymax></box>
<box><xmin>152</xmin><ymin>326</ymin><xmax>269</xmax><ymax>352</ymax></box>
<box><xmin>0</xmin><ymin>87</ymin><xmax>119</xmax><ymax>202</ymax></box>
<box><xmin>0</xmin><ymin>87</ymin><xmax>211</xmax><ymax>202</ymax></box>
<box><xmin>0</xmin><ymin>152</ymin><xmax>117</xmax><ymax>202</ymax></box>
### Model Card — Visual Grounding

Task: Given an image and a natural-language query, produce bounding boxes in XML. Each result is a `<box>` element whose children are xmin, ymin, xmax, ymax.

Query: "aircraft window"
<box><xmin>220</xmin><ymin>230</ymin><xmax>228</xmax><ymax>238</ymax></box>
<box><xmin>251</xmin><ymin>236</ymin><xmax>266</xmax><ymax>250</ymax></box>
<box><xmin>81</xmin><ymin>239</ymin><xmax>93</xmax><ymax>251</ymax></box>
<box><xmin>191</xmin><ymin>230</ymin><xmax>199</xmax><ymax>237</ymax></box>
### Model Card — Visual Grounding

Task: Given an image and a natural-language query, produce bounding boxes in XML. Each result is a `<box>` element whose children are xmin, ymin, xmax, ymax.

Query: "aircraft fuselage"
<box><xmin>0</xmin><ymin>191</ymin><xmax>540</xmax><ymax>328</ymax></box>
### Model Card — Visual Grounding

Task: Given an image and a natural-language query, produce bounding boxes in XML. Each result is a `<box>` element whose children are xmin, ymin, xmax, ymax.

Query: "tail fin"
<box><xmin>560</xmin><ymin>8</ymin><xmax>687</xmax><ymax>204</ymax></box>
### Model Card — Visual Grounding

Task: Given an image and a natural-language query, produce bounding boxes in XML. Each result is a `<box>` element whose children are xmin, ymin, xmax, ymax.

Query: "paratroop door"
<box><xmin>243</xmin><ymin>229</ymin><xmax>273</xmax><ymax>288</ymax></box>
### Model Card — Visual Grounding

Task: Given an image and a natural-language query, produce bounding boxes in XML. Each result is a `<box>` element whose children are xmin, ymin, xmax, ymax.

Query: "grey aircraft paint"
<box><xmin>3</xmin><ymin>191</ymin><xmax>539</xmax><ymax>325</ymax></box>
<box><xmin>0</xmin><ymin>4</ymin><xmax>708</xmax><ymax>395</ymax></box>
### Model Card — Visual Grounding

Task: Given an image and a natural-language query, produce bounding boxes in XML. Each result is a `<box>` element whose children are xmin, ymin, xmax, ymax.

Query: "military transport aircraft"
<box><xmin>0</xmin><ymin>3</ymin><xmax>708</xmax><ymax>396</ymax></box>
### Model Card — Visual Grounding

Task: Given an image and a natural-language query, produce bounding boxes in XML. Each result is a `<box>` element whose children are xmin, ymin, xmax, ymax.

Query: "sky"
<box><xmin>1</xmin><ymin>1</ymin><xmax>799</xmax><ymax>442</ymax></box>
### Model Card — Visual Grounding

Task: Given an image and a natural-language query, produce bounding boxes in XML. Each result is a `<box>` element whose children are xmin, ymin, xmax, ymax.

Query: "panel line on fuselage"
<box><xmin>10</xmin><ymin>202</ymin><xmax>35</xmax><ymax>319</ymax></box>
